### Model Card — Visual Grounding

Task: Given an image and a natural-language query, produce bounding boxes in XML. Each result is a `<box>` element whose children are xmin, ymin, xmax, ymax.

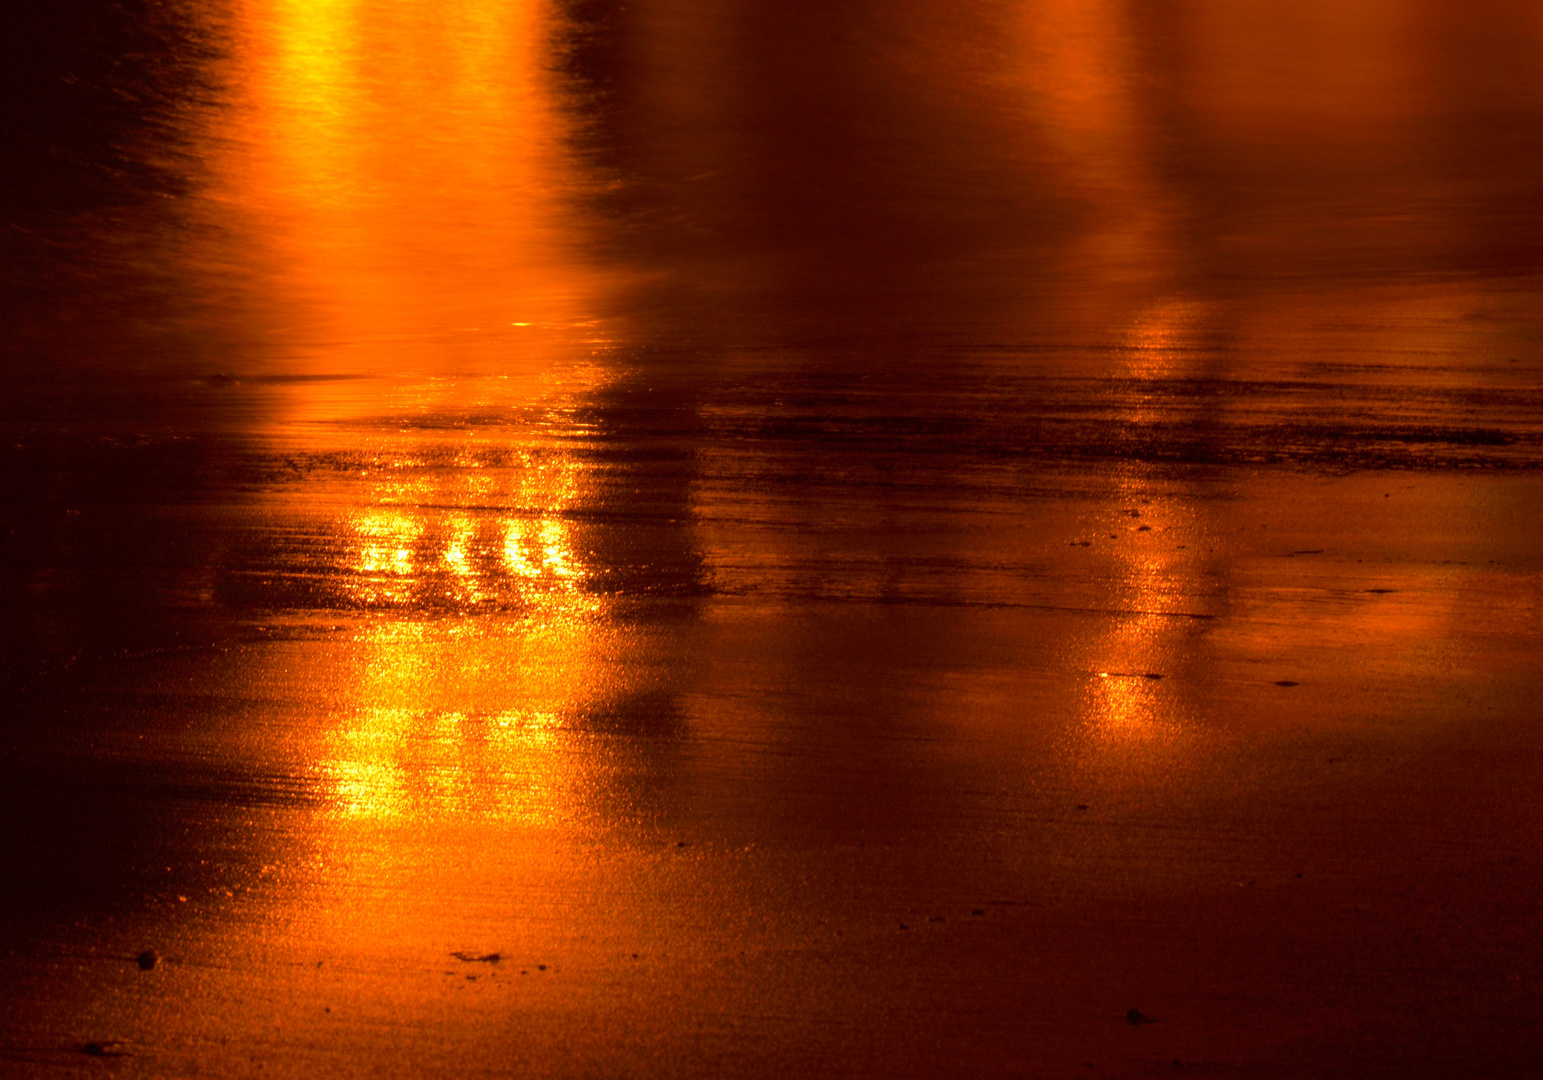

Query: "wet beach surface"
<box><xmin>4</xmin><ymin>1</ymin><xmax>1543</xmax><ymax>1076</ymax></box>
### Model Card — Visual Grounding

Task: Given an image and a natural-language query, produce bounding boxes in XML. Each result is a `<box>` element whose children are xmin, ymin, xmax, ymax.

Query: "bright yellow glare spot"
<box><xmin>338</xmin><ymin>447</ymin><xmax>592</xmax><ymax>610</ymax></box>
<box><xmin>329</xmin><ymin>704</ymin><xmax>577</xmax><ymax>823</ymax></box>
<box><xmin>541</xmin><ymin>519</ymin><xmax>577</xmax><ymax>579</ymax></box>
<box><xmin>351</xmin><ymin>510</ymin><xmax>423</xmax><ymax>602</ymax></box>
<box><xmin>1086</xmin><ymin>654</ymin><xmax>1164</xmax><ymax>743</ymax></box>
<box><xmin>443</xmin><ymin>519</ymin><xmax>472</xmax><ymax>576</ymax></box>
<box><xmin>503</xmin><ymin>521</ymin><xmax>541</xmax><ymax>578</ymax></box>
<box><xmin>224</xmin><ymin>0</ymin><xmax>606</xmax><ymax>373</ymax></box>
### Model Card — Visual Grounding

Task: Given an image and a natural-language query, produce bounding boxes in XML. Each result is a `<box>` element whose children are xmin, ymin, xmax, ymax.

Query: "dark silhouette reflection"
<box><xmin>555</xmin><ymin>0</ymin><xmax>1543</xmax><ymax>347</ymax></box>
<box><xmin>0</xmin><ymin>0</ymin><xmax>247</xmax><ymax>376</ymax></box>
<box><xmin>556</xmin><ymin>0</ymin><xmax>1094</xmax><ymax>342</ymax></box>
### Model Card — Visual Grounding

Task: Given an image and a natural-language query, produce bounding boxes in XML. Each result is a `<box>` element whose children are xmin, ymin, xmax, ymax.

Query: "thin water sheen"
<box><xmin>3</xmin><ymin>1</ymin><xmax>1543</xmax><ymax>1076</ymax></box>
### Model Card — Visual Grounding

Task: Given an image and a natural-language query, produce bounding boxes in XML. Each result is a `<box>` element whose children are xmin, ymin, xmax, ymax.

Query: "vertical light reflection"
<box><xmin>212</xmin><ymin>0</ymin><xmax>627</xmax><ymax>835</ymax></box>
<box><xmin>338</xmin><ymin>440</ymin><xmax>591</xmax><ymax>614</ymax></box>
<box><xmin>330</xmin><ymin>694</ymin><xmax>577</xmax><ymax>824</ymax></box>
<box><xmin>1015</xmin><ymin>0</ymin><xmax>1174</xmax><ymax>297</ymax></box>
<box><xmin>1078</xmin><ymin>300</ymin><xmax>1218</xmax><ymax>751</ymax></box>
<box><xmin>351</xmin><ymin>509</ymin><xmax>425</xmax><ymax>605</ymax></box>
<box><xmin>223</xmin><ymin>0</ymin><xmax>603</xmax><ymax>369</ymax></box>
<box><xmin>1086</xmin><ymin>665</ymin><xmax>1165</xmax><ymax>744</ymax></box>
<box><xmin>324</xmin><ymin>433</ymin><xmax>605</xmax><ymax>822</ymax></box>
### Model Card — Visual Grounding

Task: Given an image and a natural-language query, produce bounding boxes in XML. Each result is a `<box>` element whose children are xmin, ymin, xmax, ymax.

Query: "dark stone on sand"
<box><xmin>136</xmin><ymin>949</ymin><xmax>158</xmax><ymax>970</ymax></box>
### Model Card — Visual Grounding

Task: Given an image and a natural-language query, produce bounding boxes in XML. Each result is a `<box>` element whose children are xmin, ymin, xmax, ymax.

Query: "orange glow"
<box><xmin>315</xmin><ymin>414</ymin><xmax>608</xmax><ymax>822</ymax></box>
<box><xmin>221</xmin><ymin>0</ymin><xmax>607</xmax><ymax>372</ymax></box>
<box><xmin>202</xmin><ymin>0</ymin><xmax>624</xmax><ymax>832</ymax></box>
<box><xmin>1012</xmin><ymin>0</ymin><xmax>1173</xmax><ymax>293</ymax></box>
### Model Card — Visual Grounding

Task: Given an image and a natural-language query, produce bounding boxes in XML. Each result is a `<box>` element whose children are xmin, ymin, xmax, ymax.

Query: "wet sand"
<box><xmin>4</xmin><ymin>0</ymin><xmax>1543</xmax><ymax>1076</ymax></box>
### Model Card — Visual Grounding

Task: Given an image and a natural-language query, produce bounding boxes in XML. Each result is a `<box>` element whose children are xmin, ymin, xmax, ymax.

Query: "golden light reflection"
<box><xmin>211</xmin><ymin>0</ymin><xmax>631</xmax><ymax>831</ymax></box>
<box><xmin>350</xmin><ymin>510</ymin><xmax>423</xmax><ymax>604</ymax></box>
<box><xmin>331</xmin><ymin>704</ymin><xmax>571</xmax><ymax>823</ymax></box>
<box><xmin>1124</xmin><ymin>297</ymin><xmax>1225</xmax><ymax>379</ymax></box>
<box><xmin>339</xmin><ymin>437</ymin><xmax>591</xmax><ymax>612</ymax></box>
<box><xmin>317</xmin><ymin>588</ymin><xmax>629</xmax><ymax>825</ymax></box>
<box><xmin>318</xmin><ymin>438</ymin><xmax>610</xmax><ymax>820</ymax></box>
<box><xmin>1014</xmin><ymin>0</ymin><xmax>1174</xmax><ymax>295</ymax></box>
<box><xmin>1078</xmin><ymin>299</ymin><xmax>1216</xmax><ymax>750</ymax></box>
<box><xmin>222</xmin><ymin>0</ymin><xmax>607</xmax><ymax>372</ymax></box>
<box><xmin>1085</xmin><ymin>663</ymin><xmax>1170</xmax><ymax>746</ymax></box>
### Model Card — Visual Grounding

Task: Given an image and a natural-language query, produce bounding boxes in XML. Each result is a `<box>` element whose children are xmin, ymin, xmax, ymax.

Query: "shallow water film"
<box><xmin>3</xmin><ymin>0</ymin><xmax>1543</xmax><ymax>1076</ymax></box>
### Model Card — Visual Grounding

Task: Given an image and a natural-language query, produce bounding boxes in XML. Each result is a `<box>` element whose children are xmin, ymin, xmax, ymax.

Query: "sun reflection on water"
<box><xmin>1078</xmin><ymin>300</ymin><xmax>1219</xmax><ymax>750</ymax></box>
<box><xmin>312</xmin><ymin>430</ymin><xmax>615</xmax><ymax>822</ymax></box>
<box><xmin>223</xmin><ymin>0</ymin><xmax>599</xmax><ymax>364</ymax></box>
<box><xmin>205</xmin><ymin>0</ymin><xmax>637</xmax><ymax>833</ymax></box>
<box><xmin>1086</xmin><ymin>663</ymin><xmax>1169</xmax><ymax>746</ymax></box>
<box><xmin>338</xmin><ymin>438</ymin><xmax>593</xmax><ymax>614</ymax></box>
<box><xmin>330</xmin><ymin>703</ymin><xmax>572</xmax><ymax>823</ymax></box>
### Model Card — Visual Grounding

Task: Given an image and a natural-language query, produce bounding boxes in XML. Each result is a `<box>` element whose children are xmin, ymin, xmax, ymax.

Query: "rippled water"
<box><xmin>3</xmin><ymin>1</ymin><xmax>1543</xmax><ymax>1076</ymax></box>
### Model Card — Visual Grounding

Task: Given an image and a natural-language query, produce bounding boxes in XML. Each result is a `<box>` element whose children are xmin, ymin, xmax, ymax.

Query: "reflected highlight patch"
<box><xmin>329</xmin><ymin>706</ymin><xmax>576</xmax><ymax>823</ymax></box>
<box><xmin>339</xmin><ymin>449</ymin><xmax>595</xmax><ymax>612</ymax></box>
<box><xmin>351</xmin><ymin>510</ymin><xmax>424</xmax><ymax>603</ymax></box>
<box><xmin>1086</xmin><ymin>644</ymin><xmax>1170</xmax><ymax>745</ymax></box>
